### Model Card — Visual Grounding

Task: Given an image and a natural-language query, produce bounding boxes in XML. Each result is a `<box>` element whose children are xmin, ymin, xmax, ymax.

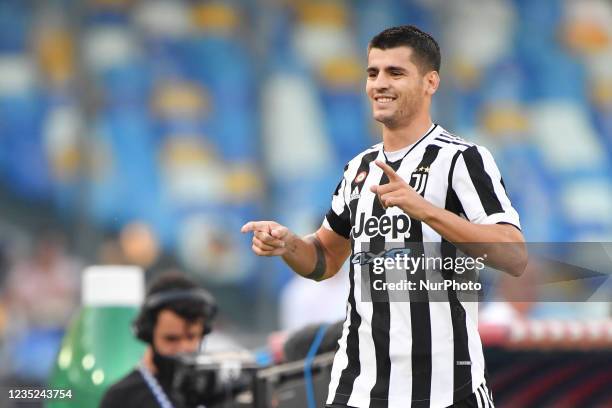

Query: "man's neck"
<box><xmin>143</xmin><ymin>347</ymin><xmax>157</xmax><ymax>374</ymax></box>
<box><xmin>382</xmin><ymin>115</ymin><xmax>433</xmax><ymax>152</ymax></box>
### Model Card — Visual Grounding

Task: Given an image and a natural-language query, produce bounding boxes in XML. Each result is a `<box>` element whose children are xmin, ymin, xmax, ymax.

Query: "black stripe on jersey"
<box><xmin>367</xmin><ymin>159</ymin><xmax>401</xmax><ymax>408</ymax></box>
<box><xmin>326</xmin><ymin>162</ymin><xmax>352</xmax><ymax>239</ymax></box>
<box><xmin>434</xmin><ymin>137</ymin><xmax>472</xmax><ymax>148</ymax></box>
<box><xmin>333</xmin><ymin>177</ymin><xmax>344</xmax><ymax>196</ymax></box>
<box><xmin>497</xmin><ymin>180</ymin><xmax>520</xmax><ymax>231</ymax></box>
<box><xmin>443</xmin><ymin>151</ymin><xmax>473</xmax><ymax>403</ymax></box>
<box><xmin>444</xmin><ymin>152</ymin><xmax>467</xmax><ymax>219</ymax></box>
<box><xmin>333</xmin><ymin>150</ymin><xmax>379</xmax><ymax>406</ymax></box>
<box><xmin>500</xmin><ymin>177</ymin><xmax>507</xmax><ymax>192</ymax></box>
<box><xmin>326</xmin><ymin>178</ymin><xmax>351</xmax><ymax>238</ymax></box>
<box><xmin>462</xmin><ymin>146</ymin><xmax>504</xmax><ymax>216</ymax></box>
<box><xmin>326</xmin><ymin>209</ymin><xmax>351</xmax><ymax>239</ymax></box>
<box><xmin>406</xmin><ymin>145</ymin><xmax>441</xmax><ymax>408</ymax></box>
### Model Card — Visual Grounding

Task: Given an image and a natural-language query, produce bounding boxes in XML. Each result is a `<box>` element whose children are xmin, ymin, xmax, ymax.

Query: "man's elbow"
<box><xmin>502</xmin><ymin>227</ymin><xmax>527</xmax><ymax>277</ymax></box>
<box><xmin>506</xmin><ymin>246</ymin><xmax>528</xmax><ymax>277</ymax></box>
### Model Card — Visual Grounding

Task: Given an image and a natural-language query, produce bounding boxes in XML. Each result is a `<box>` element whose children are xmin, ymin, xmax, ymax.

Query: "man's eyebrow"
<box><xmin>384</xmin><ymin>65</ymin><xmax>407</xmax><ymax>72</ymax></box>
<box><xmin>366</xmin><ymin>65</ymin><xmax>408</xmax><ymax>73</ymax></box>
<box><xmin>163</xmin><ymin>334</ymin><xmax>180</xmax><ymax>340</ymax></box>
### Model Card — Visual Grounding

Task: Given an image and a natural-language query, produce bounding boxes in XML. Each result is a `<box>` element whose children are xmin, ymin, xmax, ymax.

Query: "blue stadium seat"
<box><xmin>180</xmin><ymin>36</ymin><xmax>257</xmax><ymax>161</ymax></box>
<box><xmin>481</xmin><ymin>57</ymin><xmax>528</xmax><ymax>104</ymax></box>
<box><xmin>354</xmin><ymin>0</ymin><xmax>433</xmax><ymax>50</ymax></box>
<box><xmin>88</xmin><ymin>107</ymin><xmax>159</xmax><ymax>227</ymax></box>
<box><xmin>0</xmin><ymin>1</ymin><xmax>30</xmax><ymax>53</ymax></box>
<box><xmin>497</xmin><ymin>144</ymin><xmax>569</xmax><ymax>241</ymax></box>
<box><xmin>319</xmin><ymin>89</ymin><xmax>372</xmax><ymax>164</ymax></box>
<box><xmin>592</xmin><ymin>108</ymin><xmax>612</xmax><ymax>157</ymax></box>
<box><xmin>100</xmin><ymin>61</ymin><xmax>153</xmax><ymax>105</ymax></box>
<box><xmin>0</xmin><ymin>92</ymin><xmax>53</xmax><ymax>200</ymax></box>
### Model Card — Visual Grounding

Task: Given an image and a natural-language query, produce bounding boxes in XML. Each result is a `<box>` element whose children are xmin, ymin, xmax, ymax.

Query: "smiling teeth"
<box><xmin>377</xmin><ymin>97</ymin><xmax>394</xmax><ymax>102</ymax></box>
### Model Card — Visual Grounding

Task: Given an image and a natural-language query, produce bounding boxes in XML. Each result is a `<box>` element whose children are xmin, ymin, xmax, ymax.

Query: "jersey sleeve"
<box><xmin>452</xmin><ymin>145</ymin><xmax>521</xmax><ymax>230</ymax></box>
<box><xmin>323</xmin><ymin>173</ymin><xmax>351</xmax><ymax>239</ymax></box>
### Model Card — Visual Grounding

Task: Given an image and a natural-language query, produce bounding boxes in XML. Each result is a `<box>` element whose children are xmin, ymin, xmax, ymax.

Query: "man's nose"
<box><xmin>178</xmin><ymin>339</ymin><xmax>197</xmax><ymax>353</ymax></box>
<box><xmin>373</xmin><ymin>72</ymin><xmax>390</xmax><ymax>90</ymax></box>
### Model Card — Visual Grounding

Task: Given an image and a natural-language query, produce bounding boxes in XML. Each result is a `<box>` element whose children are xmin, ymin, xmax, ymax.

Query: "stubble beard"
<box><xmin>374</xmin><ymin>95</ymin><xmax>420</xmax><ymax>130</ymax></box>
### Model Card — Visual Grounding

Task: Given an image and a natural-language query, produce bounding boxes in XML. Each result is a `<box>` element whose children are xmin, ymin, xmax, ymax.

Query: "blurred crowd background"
<box><xmin>0</xmin><ymin>0</ymin><xmax>611</xmax><ymax>392</ymax></box>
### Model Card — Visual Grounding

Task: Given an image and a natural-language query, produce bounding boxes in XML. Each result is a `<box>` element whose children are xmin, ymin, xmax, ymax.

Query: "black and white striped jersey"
<box><xmin>323</xmin><ymin>124</ymin><xmax>520</xmax><ymax>408</ymax></box>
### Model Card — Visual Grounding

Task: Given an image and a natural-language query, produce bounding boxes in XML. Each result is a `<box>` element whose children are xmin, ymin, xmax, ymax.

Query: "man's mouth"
<box><xmin>374</xmin><ymin>95</ymin><xmax>396</xmax><ymax>103</ymax></box>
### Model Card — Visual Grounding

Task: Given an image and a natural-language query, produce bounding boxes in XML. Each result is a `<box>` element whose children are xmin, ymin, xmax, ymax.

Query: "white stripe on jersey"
<box><xmin>483</xmin><ymin>383</ymin><xmax>495</xmax><ymax>406</ymax></box>
<box><xmin>421</xmin><ymin>166</ymin><xmax>455</xmax><ymax>408</ymax></box>
<box><xmin>386</xmin><ymin>154</ymin><xmax>419</xmax><ymax>408</ymax></box>
<box><xmin>475</xmin><ymin>386</ymin><xmax>484</xmax><ymax>408</ymax></box>
<box><xmin>326</xmin><ymin>303</ymin><xmax>351</xmax><ymax>403</ymax></box>
<box><xmin>347</xmin><ymin>160</ymin><xmax>380</xmax><ymax>408</ymax></box>
<box><xmin>476</xmin><ymin>382</ymin><xmax>495</xmax><ymax>408</ymax></box>
<box><xmin>452</xmin><ymin>145</ymin><xmax>520</xmax><ymax>228</ymax></box>
<box><xmin>323</xmin><ymin>125</ymin><xmax>519</xmax><ymax>407</ymax></box>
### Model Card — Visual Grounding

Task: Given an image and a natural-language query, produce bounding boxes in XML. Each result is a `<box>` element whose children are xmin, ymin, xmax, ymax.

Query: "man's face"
<box><xmin>152</xmin><ymin>309</ymin><xmax>205</xmax><ymax>356</ymax></box>
<box><xmin>366</xmin><ymin>46</ymin><xmax>434</xmax><ymax>129</ymax></box>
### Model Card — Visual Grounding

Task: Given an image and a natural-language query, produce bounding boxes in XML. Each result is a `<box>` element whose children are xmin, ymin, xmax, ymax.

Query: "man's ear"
<box><xmin>424</xmin><ymin>71</ymin><xmax>440</xmax><ymax>95</ymax></box>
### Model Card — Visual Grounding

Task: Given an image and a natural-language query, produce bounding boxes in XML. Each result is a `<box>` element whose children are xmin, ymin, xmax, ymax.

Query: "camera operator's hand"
<box><xmin>241</xmin><ymin>221</ymin><xmax>291</xmax><ymax>257</ymax></box>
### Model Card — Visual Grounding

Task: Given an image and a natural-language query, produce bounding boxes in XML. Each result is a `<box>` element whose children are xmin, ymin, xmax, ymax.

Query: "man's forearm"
<box><xmin>422</xmin><ymin>205</ymin><xmax>527</xmax><ymax>276</ymax></box>
<box><xmin>281</xmin><ymin>233</ymin><xmax>328</xmax><ymax>281</ymax></box>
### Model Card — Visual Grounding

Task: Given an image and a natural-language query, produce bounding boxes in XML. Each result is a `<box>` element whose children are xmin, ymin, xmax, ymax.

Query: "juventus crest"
<box><xmin>410</xmin><ymin>166</ymin><xmax>430</xmax><ymax>195</ymax></box>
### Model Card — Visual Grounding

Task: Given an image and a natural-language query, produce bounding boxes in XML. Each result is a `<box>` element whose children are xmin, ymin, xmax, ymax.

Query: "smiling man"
<box><xmin>242</xmin><ymin>25</ymin><xmax>527</xmax><ymax>408</ymax></box>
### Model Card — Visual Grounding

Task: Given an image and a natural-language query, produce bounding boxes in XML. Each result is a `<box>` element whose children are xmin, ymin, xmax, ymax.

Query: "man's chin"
<box><xmin>373</xmin><ymin>113</ymin><xmax>395</xmax><ymax>126</ymax></box>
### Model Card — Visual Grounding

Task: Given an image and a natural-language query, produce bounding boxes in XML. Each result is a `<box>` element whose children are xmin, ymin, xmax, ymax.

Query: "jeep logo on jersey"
<box><xmin>352</xmin><ymin>213</ymin><xmax>411</xmax><ymax>239</ymax></box>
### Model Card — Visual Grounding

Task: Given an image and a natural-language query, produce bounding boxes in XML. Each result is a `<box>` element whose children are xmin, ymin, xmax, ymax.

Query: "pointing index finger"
<box><xmin>241</xmin><ymin>221</ymin><xmax>273</xmax><ymax>233</ymax></box>
<box><xmin>375</xmin><ymin>160</ymin><xmax>400</xmax><ymax>181</ymax></box>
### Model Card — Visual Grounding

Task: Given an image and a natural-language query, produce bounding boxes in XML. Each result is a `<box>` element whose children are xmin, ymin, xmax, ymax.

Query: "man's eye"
<box><xmin>367</xmin><ymin>72</ymin><xmax>377</xmax><ymax>78</ymax></box>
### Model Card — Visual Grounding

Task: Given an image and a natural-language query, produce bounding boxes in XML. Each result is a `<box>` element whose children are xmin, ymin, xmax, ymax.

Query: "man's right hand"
<box><xmin>241</xmin><ymin>221</ymin><xmax>292</xmax><ymax>257</ymax></box>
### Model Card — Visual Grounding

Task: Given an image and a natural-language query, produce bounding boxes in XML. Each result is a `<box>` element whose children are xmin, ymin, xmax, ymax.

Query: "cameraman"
<box><xmin>100</xmin><ymin>271</ymin><xmax>217</xmax><ymax>408</ymax></box>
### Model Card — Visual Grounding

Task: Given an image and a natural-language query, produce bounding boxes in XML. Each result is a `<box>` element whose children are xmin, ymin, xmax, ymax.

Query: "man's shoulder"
<box><xmin>343</xmin><ymin>143</ymin><xmax>383</xmax><ymax>171</ymax></box>
<box><xmin>100</xmin><ymin>369</ymin><xmax>149</xmax><ymax>407</ymax></box>
<box><xmin>428</xmin><ymin>125</ymin><xmax>479</xmax><ymax>153</ymax></box>
<box><xmin>105</xmin><ymin>369</ymin><xmax>144</xmax><ymax>392</ymax></box>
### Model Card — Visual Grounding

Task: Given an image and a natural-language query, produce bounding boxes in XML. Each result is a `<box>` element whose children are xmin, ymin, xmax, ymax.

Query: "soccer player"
<box><xmin>242</xmin><ymin>25</ymin><xmax>527</xmax><ymax>408</ymax></box>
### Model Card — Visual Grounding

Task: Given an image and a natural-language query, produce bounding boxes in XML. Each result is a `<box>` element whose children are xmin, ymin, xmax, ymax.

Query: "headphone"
<box><xmin>132</xmin><ymin>288</ymin><xmax>218</xmax><ymax>344</ymax></box>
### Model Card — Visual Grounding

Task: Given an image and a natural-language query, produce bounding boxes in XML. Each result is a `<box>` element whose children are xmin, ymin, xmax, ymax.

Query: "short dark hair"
<box><xmin>146</xmin><ymin>271</ymin><xmax>206</xmax><ymax>324</ymax></box>
<box><xmin>369</xmin><ymin>25</ymin><xmax>441</xmax><ymax>73</ymax></box>
<box><xmin>133</xmin><ymin>271</ymin><xmax>217</xmax><ymax>343</ymax></box>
